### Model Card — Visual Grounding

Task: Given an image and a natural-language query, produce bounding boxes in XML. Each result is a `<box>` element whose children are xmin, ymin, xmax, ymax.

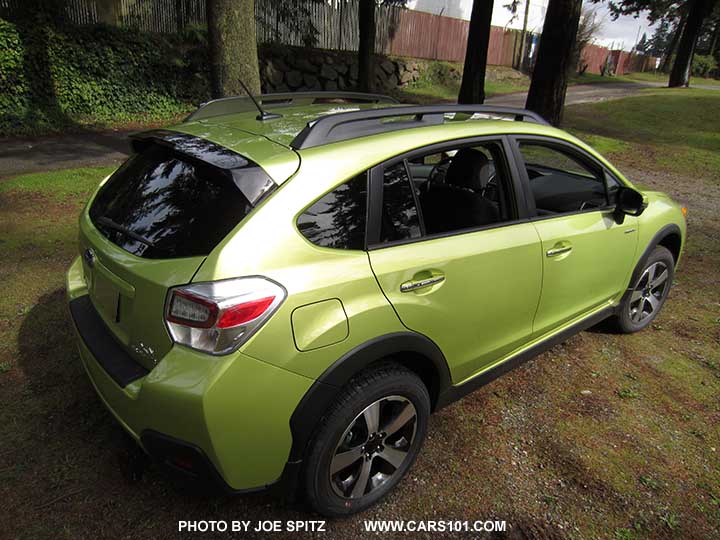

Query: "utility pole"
<box><xmin>632</xmin><ymin>24</ymin><xmax>642</xmax><ymax>53</ymax></box>
<box><xmin>433</xmin><ymin>7</ymin><xmax>445</xmax><ymax>61</ymax></box>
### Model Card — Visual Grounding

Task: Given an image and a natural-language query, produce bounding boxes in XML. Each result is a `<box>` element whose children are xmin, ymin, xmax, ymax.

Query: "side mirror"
<box><xmin>614</xmin><ymin>187</ymin><xmax>646</xmax><ymax>224</ymax></box>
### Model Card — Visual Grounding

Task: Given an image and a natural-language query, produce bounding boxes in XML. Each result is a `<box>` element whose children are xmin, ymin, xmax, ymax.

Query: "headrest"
<box><xmin>445</xmin><ymin>148</ymin><xmax>492</xmax><ymax>191</ymax></box>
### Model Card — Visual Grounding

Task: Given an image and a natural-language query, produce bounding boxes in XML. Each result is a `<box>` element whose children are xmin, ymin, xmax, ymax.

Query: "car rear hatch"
<box><xmin>79</xmin><ymin>129</ymin><xmax>299</xmax><ymax>370</ymax></box>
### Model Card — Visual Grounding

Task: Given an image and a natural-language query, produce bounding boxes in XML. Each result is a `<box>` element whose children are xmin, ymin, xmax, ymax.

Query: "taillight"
<box><xmin>167</xmin><ymin>291</ymin><xmax>218</xmax><ymax>328</ymax></box>
<box><xmin>216</xmin><ymin>296</ymin><xmax>275</xmax><ymax>329</ymax></box>
<box><xmin>165</xmin><ymin>277</ymin><xmax>286</xmax><ymax>355</ymax></box>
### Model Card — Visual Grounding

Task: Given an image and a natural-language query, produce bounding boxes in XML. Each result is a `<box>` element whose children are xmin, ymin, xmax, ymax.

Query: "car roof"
<box><xmin>178</xmin><ymin>102</ymin><xmax>564</xmax><ymax>145</ymax></box>
<box><xmin>162</xmin><ymin>93</ymin><xmax>603</xmax><ymax>185</ymax></box>
<box><xmin>182</xmin><ymin>102</ymin><xmax>395</xmax><ymax>147</ymax></box>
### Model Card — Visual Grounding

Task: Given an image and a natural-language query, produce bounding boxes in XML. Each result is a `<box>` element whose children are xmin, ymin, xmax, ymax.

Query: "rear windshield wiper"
<box><xmin>96</xmin><ymin>216</ymin><xmax>157</xmax><ymax>249</ymax></box>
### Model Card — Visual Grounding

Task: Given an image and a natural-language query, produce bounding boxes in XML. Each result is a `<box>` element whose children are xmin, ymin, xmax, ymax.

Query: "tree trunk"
<box><xmin>206</xmin><ymin>0</ymin><xmax>261</xmax><ymax>98</ymax></box>
<box><xmin>669</xmin><ymin>0</ymin><xmax>716</xmax><ymax>87</ymax></box>
<box><xmin>96</xmin><ymin>0</ymin><xmax>121</xmax><ymax>25</ymax></box>
<box><xmin>358</xmin><ymin>0</ymin><xmax>376</xmax><ymax>93</ymax></box>
<box><xmin>660</xmin><ymin>13</ymin><xmax>686</xmax><ymax>72</ymax></box>
<box><xmin>458</xmin><ymin>0</ymin><xmax>494</xmax><ymax>104</ymax></box>
<box><xmin>709</xmin><ymin>21</ymin><xmax>719</xmax><ymax>56</ymax></box>
<box><xmin>176</xmin><ymin>0</ymin><xmax>187</xmax><ymax>32</ymax></box>
<box><xmin>525</xmin><ymin>0</ymin><xmax>582</xmax><ymax>126</ymax></box>
<box><xmin>516</xmin><ymin>0</ymin><xmax>531</xmax><ymax>70</ymax></box>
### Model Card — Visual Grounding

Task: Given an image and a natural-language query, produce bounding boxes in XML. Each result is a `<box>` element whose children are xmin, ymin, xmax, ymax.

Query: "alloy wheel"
<box><xmin>629</xmin><ymin>261</ymin><xmax>670</xmax><ymax>323</ymax></box>
<box><xmin>329</xmin><ymin>395</ymin><xmax>417</xmax><ymax>499</ymax></box>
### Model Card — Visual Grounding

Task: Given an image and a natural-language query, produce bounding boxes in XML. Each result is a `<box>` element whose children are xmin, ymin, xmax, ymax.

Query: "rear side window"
<box><xmin>381</xmin><ymin>162</ymin><xmax>421</xmax><ymax>242</ymax></box>
<box><xmin>90</xmin><ymin>144</ymin><xmax>273</xmax><ymax>259</ymax></box>
<box><xmin>296</xmin><ymin>173</ymin><xmax>367</xmax><ymax>250</ymax></box>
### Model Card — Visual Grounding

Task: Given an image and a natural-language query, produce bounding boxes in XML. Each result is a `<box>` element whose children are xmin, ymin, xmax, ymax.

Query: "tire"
<box><xmin>614</xmin><ymin>245</ymin><xmax>675</xmax><ymax>333</ymax></box>
<box><xmin>303</xmin><ymin>363</ymin><xmax>430</xmax><ymax>517</ymax></box>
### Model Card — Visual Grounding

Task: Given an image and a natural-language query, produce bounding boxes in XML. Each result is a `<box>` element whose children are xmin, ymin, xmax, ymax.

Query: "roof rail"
<box><xmin>185</xmin><ymin>91</ymin><xmax>399</xmax><ymax>123</ymax></box>
<box><xmin>290</xmin><ymin>105</ymin><xmax>550</xmax><ymax>149</ymax></box>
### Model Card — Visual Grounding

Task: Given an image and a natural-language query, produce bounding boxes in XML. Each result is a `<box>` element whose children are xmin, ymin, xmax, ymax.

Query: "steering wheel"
<box><xmin>481</xmin><ymin>174</ymin><xmax>498</xmax><ymax>200</ymax></box>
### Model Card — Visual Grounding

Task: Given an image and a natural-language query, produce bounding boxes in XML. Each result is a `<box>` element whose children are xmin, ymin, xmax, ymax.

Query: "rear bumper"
<box><xmin>139</xmin><ymin>429</ymin><xmax>261</xmax><ymax>494</ymax></box>
<box><xmin>69</xmin><ymin>295</ymin><xmax>148</xmax><ymax>388</ymax></box>
<box><xmin>66</xmin><ymin>256</ymin><xmax>314</xmax><ymax>493</ymax></box>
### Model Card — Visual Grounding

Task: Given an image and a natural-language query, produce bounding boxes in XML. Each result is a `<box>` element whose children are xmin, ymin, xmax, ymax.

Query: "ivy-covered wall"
<box><xmin>0</xmin><ymin>19</ymin><xmax>209</xmax><ymax>135</ymax></box>
<box><xmin>0</xmin><ymin>18</ymin><xmax>429</xmax><ymax>137</ymax></box>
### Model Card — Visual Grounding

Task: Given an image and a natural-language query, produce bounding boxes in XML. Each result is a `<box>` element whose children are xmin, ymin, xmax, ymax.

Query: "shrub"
<box><xmin>0</xmin><ymin>18</ymin><xmax>210</xmax><ymax>136</ymax></box>
<box><xmin>692</xmin><ymin>54</ymin><xmax>718</xmax><ymax>78</ymax></box>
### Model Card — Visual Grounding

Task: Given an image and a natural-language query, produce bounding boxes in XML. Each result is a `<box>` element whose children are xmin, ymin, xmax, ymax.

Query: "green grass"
<box><xmin>570</xmin><ymin>71</ymin><xmax>720</xmax><ymax>88</ymax></box>
<box><xmin>393</xmin><ymin>62</ymin><xmax>529</xmax><ymax>104</ymax></box>
<box><xmin>639</xmin><ymin>475</ymin><xmax>661</xmax><ymax>490</ymax></box>
<box><xmin>565</xmin><ymin>88</ymin><xmax>720</xmax><ymax>180</ymax></box>
<box><xmin>624</xmin><ymin>71</ymin><xmax>720</xmax><ymax>87</ymax></box>
<box><xmin>570</xmin><ymin>72</ymin><xmax>634</xmax><ymax>85</ymax></box>
<box><xmin>397</xmin><ymin>77</ymin><xmax>461</xmax><ymax>103</ymax></box>
<box><xmin>0</xmin><ymin>166</ymin><xmax>116</xmax><ymax>198</ymax></box>
<box><xmin>616</xmin><ymin>387</ymin><xmax>640</xmax><ymax>399</ymax></box>
<box><xmin>485</xmin><ymin>79</ymin><xmax>530</xmax><ymax>97</ymax></box>
<box><xmin>570</xmin><ymin>132</ymin><xmax>631</xmax><ymax>156</ymax></box>
<box><xmin>614</xmin><ymin>526</ymin><xmax>643</xmax><ymax>540</ymax></box>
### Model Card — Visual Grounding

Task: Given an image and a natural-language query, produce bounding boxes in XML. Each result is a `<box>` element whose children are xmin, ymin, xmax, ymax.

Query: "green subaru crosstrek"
<box><xmin>66</xmin><ymin>92</ymin><xmax>686</xmax><ymax>516</ymax></box>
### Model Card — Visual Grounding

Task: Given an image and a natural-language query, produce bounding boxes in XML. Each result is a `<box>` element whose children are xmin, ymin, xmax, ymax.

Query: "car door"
<box><xmin>366</xmin><ymin>138</ymin><xmax>543</xmax><ymax>383</ymax></box>
<box><xmin>511</xmin><ymin>137</ymin><xmax>639</xmax><ymax>337</ymax></box>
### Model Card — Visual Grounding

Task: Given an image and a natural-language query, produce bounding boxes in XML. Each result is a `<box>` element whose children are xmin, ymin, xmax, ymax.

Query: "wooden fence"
<box><xmin>581</xmin><ymin>44</ymin><xmax>610</xmax><ymax>74</ymax></box>
<box><xmin>65</xmin><ymin>0</ymin><xmax>98</xmax><ymax>25</ymax></box>
<box><xmin>253</xmin><ymin>1</ymin><xmax>483</xmax><ymax>62</ymax></box>
<box><xmin>121</xmin><ymin>0</ymin><xmax>206</xmax><ymax>33</ymax></box>
<box><xmin>582</xmin><ymin>44</ymin><xmax>657</xmax><ymax>75</ymax></box>
<box><xmin>0</xmin><ymin>0</ymin><xmax>656</xmax><ymax>71</ymax></box>
<box><xmin>379</xmin><ymin>8</ymin><xmax>468</xmax><ymax>62</ymax></box>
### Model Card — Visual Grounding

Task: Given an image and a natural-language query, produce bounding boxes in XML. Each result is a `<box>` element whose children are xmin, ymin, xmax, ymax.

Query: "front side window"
<box><xmin>297</xmin><ymin>173</ymin><xmax>367</xmax><ymax>250</ymax></box>
<box><xmin>518</xmin><ymin>142</ymin><xmax>608</xmax><ymax>215</ymax></box>
<box><xmin>414</xmin><ymin>142</ymin><xmax>516</xmax><ymax>236</ymax></box>
<box><xmin>605</xmin><ymin>172</ymin><xmax>622</xmax><ymax>205</ymax></box>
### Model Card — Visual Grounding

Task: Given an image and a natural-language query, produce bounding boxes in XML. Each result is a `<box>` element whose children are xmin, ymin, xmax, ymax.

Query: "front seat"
<box><xmin>420</xmin><ymin>148</ymin><xmax>500</xmax><ymax>234</ymax></box>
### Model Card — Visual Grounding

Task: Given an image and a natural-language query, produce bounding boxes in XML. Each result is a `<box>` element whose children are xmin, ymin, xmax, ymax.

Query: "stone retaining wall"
<box><xmin>259</xmin><ymin>45</ymin><xmax>424</xmax><ymax>93</ymax></box>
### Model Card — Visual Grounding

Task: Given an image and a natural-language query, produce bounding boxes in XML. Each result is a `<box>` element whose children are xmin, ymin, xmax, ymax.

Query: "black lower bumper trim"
<box><xmin>140</xmin><ymin>430</ymin><xmax>265</xmax><ymax>495</ymax></box>
<box><xmin>69</xmin><ymin>295</ymin><xmax>148</xmax><ymax>387</ymax></box>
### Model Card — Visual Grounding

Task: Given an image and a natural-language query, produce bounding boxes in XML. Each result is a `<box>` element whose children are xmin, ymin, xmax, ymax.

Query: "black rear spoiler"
<box><xmin>129</xmin><ymin>129</ymin><xmax>250</xmax><ymax>170</ymax></box>
<box><xmin>128</xmin><ymin>130</ymin><xmax>276</xmax><ymax>205</ymax></box>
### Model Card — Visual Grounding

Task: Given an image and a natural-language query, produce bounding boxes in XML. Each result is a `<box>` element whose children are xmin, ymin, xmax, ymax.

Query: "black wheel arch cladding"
<box><xmin>626</xmin><ymin>223</ymin><xmax>682</xmax><ymax>291</ymax></box>
<box><xmin>286</xmin><ymin>331</ymin><xmax>451</xmax><ymax>463</ymax></box>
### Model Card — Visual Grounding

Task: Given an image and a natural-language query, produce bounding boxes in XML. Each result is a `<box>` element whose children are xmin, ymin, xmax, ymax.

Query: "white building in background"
<box><xmin>406</xmin><ymin>0</ymin><xmax>550</xmax><ymax>33</ymax></box>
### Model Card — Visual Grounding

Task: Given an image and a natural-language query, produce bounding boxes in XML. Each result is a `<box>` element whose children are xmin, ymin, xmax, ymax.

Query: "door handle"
<box><xmin>400</xmin><ymin>275</ymin><xmax>445</xmax><ymax>293</ymax></box>
<box><xmin>546</xmin><ymin>245</ymin><xmax>572</xmax><ymax>257</ymax></box>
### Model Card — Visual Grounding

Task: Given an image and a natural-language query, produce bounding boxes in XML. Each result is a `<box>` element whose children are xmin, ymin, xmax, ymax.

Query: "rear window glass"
<box><xmin>90</xmin><ymin>144</ymin><xmax>274</xmax><ymax>259</ymax></box>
